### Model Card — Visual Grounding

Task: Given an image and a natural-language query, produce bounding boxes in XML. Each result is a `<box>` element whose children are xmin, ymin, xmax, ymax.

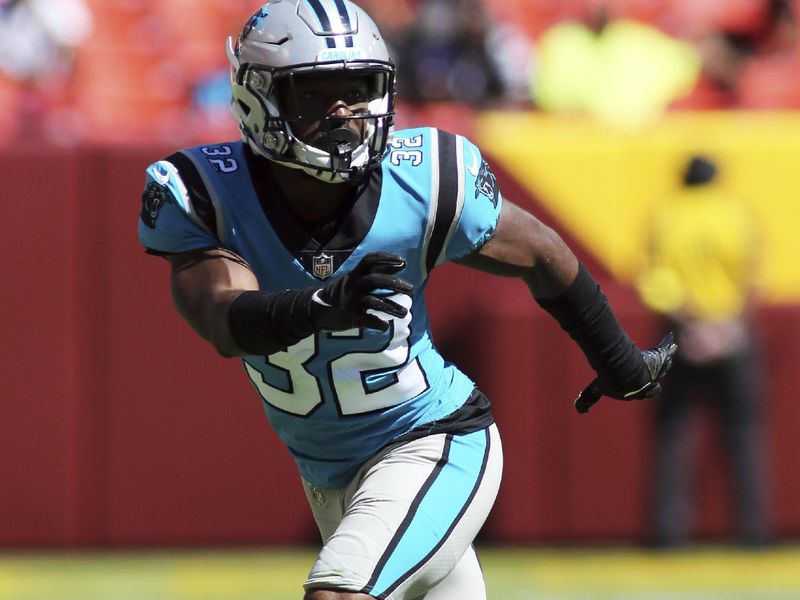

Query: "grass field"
<box><xmin>1</xmin><ymin>545</ymin><xmax>799</xmax><ymax>599</ymax></box>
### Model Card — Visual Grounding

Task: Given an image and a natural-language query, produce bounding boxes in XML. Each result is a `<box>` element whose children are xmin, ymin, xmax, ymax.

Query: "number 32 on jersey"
<box><xmin>244</xmin><ymin>294</ymin><xmax>429</xmax><ymax>416</ymax></box>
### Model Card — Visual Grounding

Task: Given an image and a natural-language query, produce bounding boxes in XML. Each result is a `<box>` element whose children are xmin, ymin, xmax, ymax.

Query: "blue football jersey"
<box><xmin>138</xmin><ymin>127</ymin><xmax>503</xmax><ymax>488</ymax></box>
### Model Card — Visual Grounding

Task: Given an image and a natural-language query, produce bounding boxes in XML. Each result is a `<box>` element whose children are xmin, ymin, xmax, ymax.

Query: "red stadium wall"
<box><xmin>2</xmin><ymin>145</ymin><xmax>799</xmax><ymax>547</ymax></box>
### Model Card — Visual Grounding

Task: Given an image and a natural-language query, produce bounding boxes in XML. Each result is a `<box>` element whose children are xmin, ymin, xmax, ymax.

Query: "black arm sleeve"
<box><xmin>532</xmin><ymin>263</ymin><xmax>650</xmax><ymax>394</ymax></box>
<box><xmin>227</xmin><ymin>288</ymin><xmax>317</xmax><ymax>356</ymax></box>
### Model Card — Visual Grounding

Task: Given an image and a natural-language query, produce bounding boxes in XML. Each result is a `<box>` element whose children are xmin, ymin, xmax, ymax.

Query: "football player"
<box><xmin>138</xmin><ymin>2</ymin><xmax>675</xmax><ymax>599</ymax></box>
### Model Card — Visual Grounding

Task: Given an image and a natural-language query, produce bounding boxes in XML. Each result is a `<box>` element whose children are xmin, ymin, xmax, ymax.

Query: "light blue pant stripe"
<box><xmin>368</xmin><ymin>428</ymin><xmax>489</xmax><ymax>597</ymax></box>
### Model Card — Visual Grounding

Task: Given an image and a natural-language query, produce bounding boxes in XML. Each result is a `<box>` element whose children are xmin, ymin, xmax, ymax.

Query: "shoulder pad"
<box><xmin>143</xmin><ymin>153</ymin><xmax>220</xmax><ymax>239</ymax></box>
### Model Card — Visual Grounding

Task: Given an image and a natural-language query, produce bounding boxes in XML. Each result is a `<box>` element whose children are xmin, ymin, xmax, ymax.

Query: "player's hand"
<box><xmin>310</xmin><ymin>252</ymin><xmax>413</xmax><ymax>332</ymax></box>
<box><xmin>574</xmin><ymin>332</ymin><xmax>678</xmax><ymax>414</ymax></box>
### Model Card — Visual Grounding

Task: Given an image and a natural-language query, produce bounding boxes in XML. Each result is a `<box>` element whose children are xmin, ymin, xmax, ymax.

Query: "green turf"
<box><xmin>0</xmin><ymin>546</ymin><xmax>798</xmax><ymax>599</ymax></box>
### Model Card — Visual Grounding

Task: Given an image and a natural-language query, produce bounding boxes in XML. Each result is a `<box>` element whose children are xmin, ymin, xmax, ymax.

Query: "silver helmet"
<box><xmin>227</xmin><ymin>0</ymin><xmax>396</xmax><ymax>183</ymax></box>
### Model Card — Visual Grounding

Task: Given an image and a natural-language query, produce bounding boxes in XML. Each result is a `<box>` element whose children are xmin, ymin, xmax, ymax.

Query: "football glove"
<box><xmin>574</xmin><ymin>332</ymin><xmax>678</xmax><ymax>414</ymax></box>
<box><xmin>311</xmin><ymin>252</ymin><xmax>413</xmax><ymax>332</ymax></box>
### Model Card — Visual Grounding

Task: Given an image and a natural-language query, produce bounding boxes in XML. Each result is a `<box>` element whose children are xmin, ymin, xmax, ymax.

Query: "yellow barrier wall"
<box><xmin>475</xmin><ymin>112</ymin><xmax>800</xmax><ymax>305</ymax></box>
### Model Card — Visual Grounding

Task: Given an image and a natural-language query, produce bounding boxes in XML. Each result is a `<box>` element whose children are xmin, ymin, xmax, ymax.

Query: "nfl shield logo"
<box><xmin>312</xmin><ymin>252</ymin><xmax>334</xmax><ymax>280</ymax></box>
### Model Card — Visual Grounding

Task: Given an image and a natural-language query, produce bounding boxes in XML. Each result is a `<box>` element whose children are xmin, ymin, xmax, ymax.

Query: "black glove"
<box><xmin>311</xmin><ymin>252</ymin><xmax>414</xmax><ymax>332</ymax></box>
<box><xmin>574</xmin><ymin>332</ymin><xmax>678</xmax><ymax>414</ymax></box>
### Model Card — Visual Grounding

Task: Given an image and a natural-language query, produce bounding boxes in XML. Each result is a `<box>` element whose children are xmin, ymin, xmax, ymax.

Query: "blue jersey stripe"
<box><xmin>363</xmin><ymin>428</ymin><xmax>491</xmax><ymax>597</ymax></box>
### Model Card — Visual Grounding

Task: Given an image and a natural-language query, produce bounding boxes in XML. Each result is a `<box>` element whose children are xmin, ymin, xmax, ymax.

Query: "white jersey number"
<box><xmin>245</xmin><ymin>295</ymin><xmax>428</xmax><ymax>416</ymax></box>
<box><xmin>390</xmin><ymin>135</ymin><xmax>424</xmax><ymax>167</ymax></box>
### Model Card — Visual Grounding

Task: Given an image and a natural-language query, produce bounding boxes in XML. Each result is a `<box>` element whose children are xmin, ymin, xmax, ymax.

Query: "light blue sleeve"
<box><xmin>137</xmin><ymin>160</ymin><xmax>219</xmax><ymax>254</ymax></box>
<box><xmin>443</xmin><ymin>136</ymin><xmax>503</xmax><ymax>262</ymax></box>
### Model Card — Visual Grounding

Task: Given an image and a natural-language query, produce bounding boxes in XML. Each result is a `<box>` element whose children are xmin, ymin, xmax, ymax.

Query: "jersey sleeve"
<box><xmin>137</xmin><ymin>156</ymin><xmax>220</xmax><ymax>255</ymax></box>
<box><xmin>421</xmin><ymin>131</ymin><xmax>503</xmax><ymax>274</ymax></box>
<box><xmin>443</xmin><ymin>135</ymin><xmax>503</xmax><ymax>261</ymax></box>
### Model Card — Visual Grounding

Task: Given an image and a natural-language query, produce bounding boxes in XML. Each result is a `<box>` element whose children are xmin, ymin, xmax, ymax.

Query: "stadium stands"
<box><xmin>1</xmin><ymin>0</ymin><xmax>798</xmax><ymax>145</ymax></box>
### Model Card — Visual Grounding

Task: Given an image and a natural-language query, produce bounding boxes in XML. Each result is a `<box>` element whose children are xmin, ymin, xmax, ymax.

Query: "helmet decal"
<box><xmin>316</xmin><ymin>48</ymin><xmax>364</xmax><ymax>61</ymax></box>
<box><xmin>305</xmin><ymin>0</ymin><xmax>337</xmax><ymax>49</ymax></box>
<box><xmin>304</xmin><ymin>0</ymin><xmax>357</xmax><ymax>36</ymax></box>
<box><xmin>241</xmin><ymin>7</ymin><xmax>269</xmax><ymax>41</ymax></box>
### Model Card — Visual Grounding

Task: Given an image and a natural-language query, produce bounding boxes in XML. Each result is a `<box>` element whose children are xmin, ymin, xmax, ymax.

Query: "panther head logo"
<box><xmin>141</xmin><ymin>182</ymin><xmax>170</xmax><ymax>229</ymax></box>
<box><xmin>475</xmin><ymin>160</ymin><xmax>499</xmax><ymax>208</ymax></box>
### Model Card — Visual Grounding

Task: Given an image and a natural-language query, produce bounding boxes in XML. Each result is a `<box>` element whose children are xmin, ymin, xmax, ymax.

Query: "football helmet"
<box><xmin>227</xmin><ymin>0</ymin><xmax>396</xmax><ymax>183</ymax></box>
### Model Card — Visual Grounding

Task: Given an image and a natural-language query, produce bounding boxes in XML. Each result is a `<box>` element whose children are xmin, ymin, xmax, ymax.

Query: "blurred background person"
<box><xmin>637</xmin><ymin>156</ymin><xmax>770</xmax><ymax>548</ymax></box>
<box><xmin>0</xmin><ymin>0</ymin><xmax>92</xmax><ymax>143</ymax></box>
<box><xmin>353</xmin><ymin>0</ymin><xmax>418</xmax><ymax>61</ymax></box>
<box><xmin>531</xmin><ymin>0</ymin><xmax>700</xmax><ymax>129</ymax></box>
<box><xmin>679</xmin><ymin>0</ymin><xmax>800</xmax><ymax>109</ymax></box>
<box><xmin>396</xmin><ymin>0</ymin><xmax>533</xmax><ymax>107</ymax></box>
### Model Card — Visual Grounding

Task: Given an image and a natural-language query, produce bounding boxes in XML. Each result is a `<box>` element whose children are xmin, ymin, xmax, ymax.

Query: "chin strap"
<box><xmin>272</xmin><ymin>150</ymin><xmax>363</xmax><ymax>184</ymax></box>
<box><xmin>246</xmin><ymin>135</ymin><xmax>356</xmax><ymax>184</ymax></box>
